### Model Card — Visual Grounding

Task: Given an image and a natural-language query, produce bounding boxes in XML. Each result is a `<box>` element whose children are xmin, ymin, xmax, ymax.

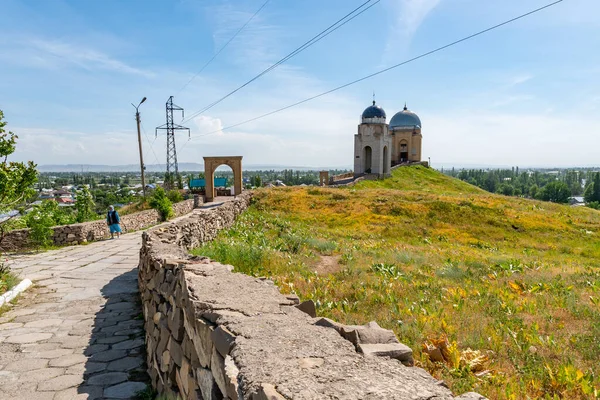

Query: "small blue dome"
<box><xmin>389</xmin><ymin>105</ymin><xmax>421</xmax><ymax>129</ymax></box>
<box><xmin>362</xmin><ymin>101</ymin><xmax>386</xmax><ymax>119</ymax></box>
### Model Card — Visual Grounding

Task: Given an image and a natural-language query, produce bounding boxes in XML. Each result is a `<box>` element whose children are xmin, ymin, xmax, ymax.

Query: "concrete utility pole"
<box><xmin>132</xmin><ymin>97</ymin><xmax>147</xmax><ymax>197</ymax></box>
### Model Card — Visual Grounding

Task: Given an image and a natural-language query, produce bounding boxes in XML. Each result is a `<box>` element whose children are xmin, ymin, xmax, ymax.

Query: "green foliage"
<box><xmin>539</xmin><ymin>181</ymin><xmax>571</xmax><ymax>203</ymax></box>
<box><xmin>594</xmin><ymin>173</ymin><xmax>600</xmax><ymax>202</ymax></box>
<box><xmin>445</xmin><ymin>168</ymin><xmax>593</xmax><ymax>203</ymax></box>
<box><xmin>166</xmin><ymin>190</ymin><xmax>183</xmax><ymax>203</ymax></box>
<box><xmin>0</xmin><ymin>262</ymin><xmax>20</xmax><ymax>296</ymax></box>
<box><xmin>24</xmin><ymin>200</ymin><xmax>74</xmax><ymax>246</ymax></box>
<box><xmin>585</xmin><ymin>173</ymin><xmax>600</xmax><ymax>203</ymax></box>
<box><xmin>251</xmin><ymin>175</ymin><xmax>262</xmax><ymax>187</ymax></box>
<box><xmin>587</xmin><ymin>201</ymin><xmax>600</xmax><ymax>210</ymax></box>
<box><xmin>149</xmin><ymin>187</ymin><xmax>174</xmax><ymax>221</ymax></box>
<box><xmin>498</xmin><ymin>183</ymin><xmax>514</xmax><ymax>196</ymax></box>
<box><xmin>0</xmin><ymin>110</ymin><xmax>38</xmax><ymax>231</ymax></box>
<box><xmin>75</xmin><ymin>187</ymin><xmax>97</xmax><ymax>223</ymax></box>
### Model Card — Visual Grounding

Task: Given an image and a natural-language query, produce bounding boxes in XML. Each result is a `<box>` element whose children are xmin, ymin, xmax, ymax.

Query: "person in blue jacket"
<box><xmin>106</xmin><ymin>205</ymin><xmax>121</xmax><ymax>239</ymax></box>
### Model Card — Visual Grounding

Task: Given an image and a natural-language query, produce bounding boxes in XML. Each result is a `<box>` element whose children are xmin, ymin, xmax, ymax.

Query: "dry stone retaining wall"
<box><xmin>139</xmin><ymin>192</ymin><xmax>486</xmax><ymax>400</ymax></box>
<box><xmin>0</xmin><ymin>199</ymin><xmax>194</xmax><ymax>252</ymax></box>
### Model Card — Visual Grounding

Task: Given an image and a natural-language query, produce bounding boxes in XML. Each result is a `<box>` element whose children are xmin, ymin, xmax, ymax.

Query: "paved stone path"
<box><xmin>0</xmin><ymin>232</ymin><xmax>150</xmax><ymax>400</ymax></box>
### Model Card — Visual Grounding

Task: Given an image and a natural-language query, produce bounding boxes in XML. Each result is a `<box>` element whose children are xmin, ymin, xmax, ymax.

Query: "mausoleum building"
<box><xmin>354</xmin><ymin>101</ymin><xmax>423</xmax><ymax>177</ymax></box>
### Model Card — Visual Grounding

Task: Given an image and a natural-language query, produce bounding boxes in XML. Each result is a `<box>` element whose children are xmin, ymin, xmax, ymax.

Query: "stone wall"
<box><xmin>139</xmin><ymin>192</ymin><xmax>486</xmax><ymax>400</ymax></box>
<box><xmin>0</xmin><ymin>199</ymin><xmax>194</xmax><ymax>252</ymax></box>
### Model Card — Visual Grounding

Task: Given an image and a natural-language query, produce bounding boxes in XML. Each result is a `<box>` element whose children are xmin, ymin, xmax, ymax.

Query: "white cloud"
<box><xmin>3</xmin><ymin>37</ymin><xmax>154</xmax><ymax>77</ymax></box>
<box><xmin>425</xmin><ymin>111</ymin><xmax>600</xmax><ymax>167</ymax></box>
<box><xmin>383</xmin><ymin>0</ymin><xmax>442</xmax><ymax>62</ymax></box>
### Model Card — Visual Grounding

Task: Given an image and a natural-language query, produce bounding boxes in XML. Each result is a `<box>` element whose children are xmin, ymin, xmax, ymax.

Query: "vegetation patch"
<box><xmin>0</xmin><ymin>262</ymin><xmax>19</xmax><ymax>297</ymax></box>
<box><xmin>192</xmin><ymin>166</ymin><xmax>600</xmax><ymax>399</ymax></box>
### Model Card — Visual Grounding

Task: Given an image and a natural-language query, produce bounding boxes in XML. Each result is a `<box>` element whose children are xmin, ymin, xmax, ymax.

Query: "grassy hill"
<box><xmin>192</xmin><ymin>166</ymin><xmax>600</xmax><ymax>399</ymax></box>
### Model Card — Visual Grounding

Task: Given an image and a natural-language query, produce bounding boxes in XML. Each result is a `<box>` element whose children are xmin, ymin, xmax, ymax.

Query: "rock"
<box><xmin>103</xmin><ymin>381</ymin><xmax>148</xmax><ymax>399</ymax></box>
<box><xmin>358</xmin><ymin>343</ymin><xmax>414</xmax><ymax>366</ymax></box>
<box><xmin>295</xmin><ymin>300</ymin><xmax>317</xmax><ymax>318</ymax></box>
<box><xmin>37</xmin><ymin>375</ymin><xmax>83</xmax><ymax>391</ymax></box>
<box><xmin>87</xmin><ymin>371</ymin><xmax>128</xmax><ymax>386</ymax></box>
<box><xmin>223</xmin><ymin>355</ymin><xmax>240</xmax><ymax>399</ymax></box>
<box><xmin>455</xmin><ymin>392</ymin><xmax>489</xmax><ymax>400</ymax></box>
<box><xmin>211</xmin><ymin>325</ymin><xmax>236</xmax><ymax>357</ymax></box>
<box><xmin>285</xmin><ymin>294</ymin><xmax>300</xmax><ymax>305</ymax></box>
<box><xmin>252</xmin><ymin>383</ymin><xmax>286</xmax><ymax>400</ymax></box>
<box><xmin>196</xmin><ymin>368</ymin><xmax>220</xmax><ymax>400</ymax></box>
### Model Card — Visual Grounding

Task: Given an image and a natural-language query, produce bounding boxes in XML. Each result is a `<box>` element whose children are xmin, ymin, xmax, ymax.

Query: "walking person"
<box><xmin>106</xmin><ymin>205</ymin><xmax>122</xmax><ymax>239</ymax></box>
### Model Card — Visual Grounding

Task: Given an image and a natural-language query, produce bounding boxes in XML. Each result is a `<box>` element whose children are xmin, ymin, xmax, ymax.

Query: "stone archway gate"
<box><xmin>203</xmin><ymin>156</ymin><xmax>243</xmax><ymax>202</ymax></box>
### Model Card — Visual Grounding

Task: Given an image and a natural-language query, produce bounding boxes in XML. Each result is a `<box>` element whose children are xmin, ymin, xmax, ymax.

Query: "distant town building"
<box><xmin>354</xmin><ymin>101</ymin><xmax>423</xmax><ymax>177</ymax></box>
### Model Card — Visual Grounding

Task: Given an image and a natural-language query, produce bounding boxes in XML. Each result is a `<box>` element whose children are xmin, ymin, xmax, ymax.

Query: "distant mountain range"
<box><xmin>37</xmin><ymin>163</ymin><xmax>353</xmax><ymax>173</ymax></box>
<box><xmin>37</xmin><ymin>163</ymin><xmax>600</xmax><ymax>173</ymax></box>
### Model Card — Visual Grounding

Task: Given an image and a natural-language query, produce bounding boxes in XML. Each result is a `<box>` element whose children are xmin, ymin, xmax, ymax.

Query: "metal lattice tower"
<box><xmin>156</xmin><ymin>96</ymin><xmax>189</xmax><ymax>188</ymax></box>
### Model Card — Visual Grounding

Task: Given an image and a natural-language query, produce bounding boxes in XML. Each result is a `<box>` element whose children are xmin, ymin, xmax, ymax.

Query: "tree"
<box><xmin>0</xmin><ymin>111</ymin><xmax>38</xmax><ymax>242</ymax></box>
<box><xmin>75</xmin><ymin>187</ymin><xmax>96</xmax><ymax>223</ymax></box>
<box><xmin>539</xmin><ymin>181</ymin><xmax>570</xmax><ymax>204</ymax></box>
<box><xmin>593</xmin><ymin>173</ymin><xmax>600</xmax><ymax>202</ymax></box>
<box><xmin>149</xmin><ymin>187</ymin><xmax>174</xmax><ymax>221</ymax></box>
<box><xmin>498</xmin><ymin>184</ymin><xmax>514</xmax><ymax>196</ymax></box>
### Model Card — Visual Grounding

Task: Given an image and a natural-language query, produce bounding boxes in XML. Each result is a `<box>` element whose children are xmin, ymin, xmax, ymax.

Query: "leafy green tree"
<box><xmin>149</xmin><ymin>187</ymin><xmax>174</xmax><ymax>221</ymax></box>
<box><xmin>75</xmin><ymin>187</ymin><xmax>97</xmax><ymax>223</ymax></box>
<box><xmin>0</xmin><ymin>111</ymin><xmax>38</xmax><ymax>243</ymax></box>
<box><xmin>0</xmin><ymin>111</ymin><xmax>37</xmax><ymax>212</ymax></box>
<box><xmin>498</xmin><ymin>184</ymin><xmax>514</xmax><ymax>196</ymax></box>
<box><xmin>529</xmin><ymin>184</ymin><xmax>539</xmax><ymax>199</ymax></box>
<box><xmin>592</xmin><ymin>173</ymin><xmax>600</xmax><ymax>202</ymax></box>
<box><xmin>539</xmin><ymin>181</ymin><xmax>570</xmax><ymax>204</ymax></box>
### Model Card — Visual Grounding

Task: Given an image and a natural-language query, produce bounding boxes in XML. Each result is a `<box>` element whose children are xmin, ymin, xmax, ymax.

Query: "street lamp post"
<box><xmin>132</xmin><ymin>97</ymin><xmax>147</xmax><ymax>197</ymax></box>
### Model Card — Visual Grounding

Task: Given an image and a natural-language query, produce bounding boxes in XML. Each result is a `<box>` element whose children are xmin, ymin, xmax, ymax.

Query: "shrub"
<box><xmin>24</xmin><ymin>201</ymin><xmax>61</xmax><ymax>246</ymax></box>
<box><xmin>166</xmin><ymin>190</ymin><xmax>184</xmax><ymax>203</ymax></box>
<box><xmin>149</xmin><ymin>187</ymin><xmax>174</xmax><ymax>221</ymax></box>
<box><xmin>75</xmin><ymin>187</ymin><xmax>97</xmax><ymax>222</ymax></box>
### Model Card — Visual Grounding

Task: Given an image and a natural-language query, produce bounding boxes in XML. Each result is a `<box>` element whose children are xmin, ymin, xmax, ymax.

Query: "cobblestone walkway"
<box><xmin>0</xmin><ymin>233</ymin><xmax>150</xmax><ymax>400</ymax></box>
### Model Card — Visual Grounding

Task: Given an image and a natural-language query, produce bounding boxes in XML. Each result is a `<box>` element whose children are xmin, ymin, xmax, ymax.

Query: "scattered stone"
<box><xmin>18</xmin><ymin>367</ymin><xmax>64</xmax><ymax>383</ymax></box>
<box><xmin>38</xmin><ymin>374</ymin><xmax>84</xmax><ymax>391</ymax></box>
<box><xmin>211</xmin><ymin>325</ymin><xmax>236</xmax><ymax>357</ymax></box>
<box><xmin>103</xmin><ymin>381</ymin><xmax>148</xmax><ymax>399</ymax></box>
<box><xmin>358</xmin><ymin>343</ymin><xmax>414</xmax><ymax>366</ymax></box>
<box><xmin>87</xmin><ymin>371</ymin><xmax>128</xmax><ymax>386</ymax></box>
<box><xmin>4</xmin><ymin>358</ymin><xmax>49</xmax><ymax>372</ymax></box>
<box><xmin>106</xmin><ymin>356</ymin><xmax>144</xmax><ymax>372</ymax></box>
<box><xmin>295</xmin><ymin>299</ymin><xmax>317</xmax><ymax>318</ymax></box>
<box><xmin>90</xmin><ymin>349</ymin><xmax>127</xmax><ymax>363</ymax></box>
<box><xmin>456</xmin><ymin>393</ymin><xmax>489</xmax><ymax>400</ymax></box>
<box><xmin>48</xmin><ymin>354</ymin><xmax>88</xmax><ymax>368</ymax></box>
<box><xmin>111</xmin><ymin>338</ymin><xmax>144</xmax><ymax>351</ymax></box>
<box><xmin>24</xmin><ymin>319</ymin><xmax>64</xmax><ymax>328</ymax></box>
<box><xmin>5</xmin><ymin>332</ymin><xmax>53</xmax><ymax>344</ymax></box>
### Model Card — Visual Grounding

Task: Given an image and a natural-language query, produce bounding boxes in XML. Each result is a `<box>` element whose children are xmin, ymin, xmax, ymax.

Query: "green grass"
<box><xmin>191</xmin><ymin>166</ymin><xmax>600</xmax><ymax>399</ymax></box>
<box><xmin>0</xmin><ymin>264</ymin><xmax>20</xmax><ymax>297</ymax></box>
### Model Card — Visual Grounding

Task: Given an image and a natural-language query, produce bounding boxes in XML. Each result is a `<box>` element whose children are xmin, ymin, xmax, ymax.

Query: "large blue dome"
<box><xmin>389</xmin><ymin>105</ymin><xmax>421</xmax><ymax>129</ymax></box>
<box><xmin>362</xmin><ymin>101</ymin><xmax>386</xmax><ymax>119</ymax></box>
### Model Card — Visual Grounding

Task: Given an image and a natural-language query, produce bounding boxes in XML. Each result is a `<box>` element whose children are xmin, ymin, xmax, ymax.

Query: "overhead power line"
<box><xmin>181</xmin><ymin>0</ymin><xmax>380</xmax><ymax>124</ymax></box>
<box><xmin>176</xmin><ymin>0</ymin><xmax>271</xmax><ymax>96</ymax></box>
<box><xmin>140</xmin><ymin>121</ymin><xmax>162</xmax><ymax>167</ymax></box>
<box><xmin>186</xmin><ymin>0</ymin><xmax>564</xmax><ymax>141</ymax></box>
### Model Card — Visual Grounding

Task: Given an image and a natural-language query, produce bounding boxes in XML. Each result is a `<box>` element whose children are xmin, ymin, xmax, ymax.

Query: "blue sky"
<box><xmin>1</xmin><ymin>0</ymin><xmax>599</xmax><ymax>168</ymax></box>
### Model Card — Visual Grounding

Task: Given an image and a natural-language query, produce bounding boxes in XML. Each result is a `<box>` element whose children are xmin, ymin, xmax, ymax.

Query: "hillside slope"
<box><xmin>193</xmin><ymin>166</ymin><xmax>600</xmax><ymax>399</ymax></box>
